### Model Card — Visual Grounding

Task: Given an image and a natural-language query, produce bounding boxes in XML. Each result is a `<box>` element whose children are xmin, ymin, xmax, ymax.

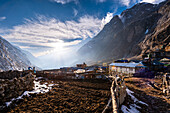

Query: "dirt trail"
<box><xmin>123</xmin><ymin>77</ymin><xmax>170</xmax><ymax>113</ymax></box>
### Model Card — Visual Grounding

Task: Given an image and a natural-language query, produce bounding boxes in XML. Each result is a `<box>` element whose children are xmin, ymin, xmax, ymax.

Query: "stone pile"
<box><xmin>0</xmin><ymin>70</ymin><xmax>31</xmax><ymax>79</ymax></box>
<box><xmin>0</xmin><ymin>73</ymin><xmax>34</xmax><ymax>105</ymax></box>
<box><xmin>0</xmin><ymin>70</ymin><xmax>22</xmax><ymax>79</ymax></box>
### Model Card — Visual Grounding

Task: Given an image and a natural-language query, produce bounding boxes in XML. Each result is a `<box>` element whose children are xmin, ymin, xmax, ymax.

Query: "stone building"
<box><xmin>109</xmin><ymin>62</ymin><xmax>146</xmax><ymax>75</ymax></box>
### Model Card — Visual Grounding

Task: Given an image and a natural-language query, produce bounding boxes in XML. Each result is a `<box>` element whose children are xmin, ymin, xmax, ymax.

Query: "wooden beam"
<box><xmin>102</xmin><ymin>97</ymin><xmax>112</xmax><ymax>113</ymax></box>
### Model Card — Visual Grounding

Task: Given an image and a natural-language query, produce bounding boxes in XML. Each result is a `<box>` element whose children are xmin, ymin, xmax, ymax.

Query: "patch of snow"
<box><xmin>126</xmin><ymin>88</ymin><xmax>138</xmax><ymax>102</ymax></box>
<box><xmin>6</xmin><ymin>98</ymin><xmax>14</xmax><ymax>107</ymax></box>
<box><xmin>121</xmin><ymin>104</ymin><xmax>140</xmax><ymax>113</ymax></box>
<box><xmin>147</xmin><ymin>83</ymin><xmax>152</xmax><ymax>87</ymax></box>
<box><xmin>138</xmin><ymin>101</ymin><xmax>148</xmax><ymax>106</ymax></box>
<box><xmin>119</xmin><ymin>14</ymin><xmax>125</xmax><ymax>24</ymax></box>
<box><xmin>48</xmin><ymin>84</ymin><xmax>55</xmax><ymax>87</ymax></box>
<box><xmin>44</xmin><ymin>82</ymin><xmax>48</xmax><ymax>85</ymax></box>
<box><xmin>121</xmin><ymin>105</ymin><xmax>130</xmax><ymax>113</ymax></box>
<box><xmin>88</xmin><ymin>45</ymin><xmax>92</xmax><ymax>48</ymax></box>
<box><xmin>122</xmin><ymin>88</ymin><xmax>149</xmax><ymax>113</ymax></box>
<box><xmin>131</xmin><ymin>104</ymin><xmax>141</xmax><ymax>109</ymax></box>
<box><xmin>5</xmin><ymin>77</ymin><xmax>57</xmax><ymax>108</ymax></box>
<box><xmin>145</xmin><ymin>29</ymin><xmax>149</xmax><ymax>34</ymax></box>
<box><xmin>35</xmin><ymin>77</ymin><xmax>43</xmax><ymax>80</ymax></box>
<box><xmin>129</xmin><ymin>105</ymin><xmax>140</xmax><ymax>113</ymax></box>
<box><xmin>126</xmin><ymin>88</ymin><xmax>148</xmax><ymax>106</ymax></box>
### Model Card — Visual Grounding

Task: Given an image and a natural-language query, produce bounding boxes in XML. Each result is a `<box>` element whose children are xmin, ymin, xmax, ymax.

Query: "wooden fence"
<box><xmin>162</xmin><ymin>73</ymin><xmax>170</xmax><ymax>95</ymax></box>
<box><xmin>103</xmin><ymin>75</ymin><xmax>126</xmax><ymax>113</ymax></box>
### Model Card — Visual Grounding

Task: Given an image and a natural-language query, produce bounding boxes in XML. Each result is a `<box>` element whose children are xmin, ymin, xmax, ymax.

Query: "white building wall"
<box><xmin>110</xmin><ymin>66</ymin><xmax>136</xmax><ymax>74</ymax></box>
<box><xmin>126</xmin><ymin>68</ymin><xmax>129</xmax><ymax>74</ymax></box>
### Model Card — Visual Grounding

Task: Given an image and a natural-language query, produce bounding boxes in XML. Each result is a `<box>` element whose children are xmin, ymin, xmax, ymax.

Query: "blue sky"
<box><xmin>0</xmin><ymin>0</ymin><xmax>165</xmax><ymax>58</ymax></box>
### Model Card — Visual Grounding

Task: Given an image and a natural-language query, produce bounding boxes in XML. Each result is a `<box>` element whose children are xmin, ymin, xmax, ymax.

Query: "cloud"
<box><xmin>119</xmin><ymin>0</ymin><xmax>130</xmax><ymax>7</ymax></box>
<box><xmin>62</xmin><ymin>38</ymin><xmax>82</xmax><ymax>42</ymax></box>
<box><xmin>96</xmin><ymin>0</ymin><xmax>106</xmax><ymax>3</ymax></box>
<box><xmin>2</xmin><ymin>15</ymin><xmax>103</xmax><ymax>56</ymax></box>
<box><xmin>73</xmin><ymin>8</ymin><xmax>78</xmax><ymax>16</ymax></box>
<box><xmin>101</xmin><ymin>12</ymin><xmax>114</xmax><ymax>26</ymax></box>
<box><xmin>140</xmin><ymin>0</ymin><xmax>166</xmax><ymax>4</ymax></box>
<box><xmin>0</xmin><ymin>16</ymin><xmax>6</xmax><ymax>21</ymax></box>
<box><xmin>12</xmin><ymin>42</ymin><xmax>53</xmax><ymax>48</ymax></box>
<box><xmin>50</xmin><ymin>0</ymin><xmax>78</xmax><ymax>4</ymax></box>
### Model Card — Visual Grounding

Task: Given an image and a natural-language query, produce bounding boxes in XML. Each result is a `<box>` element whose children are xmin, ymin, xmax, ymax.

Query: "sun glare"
<box><xmin>51</xmin><ymin>42</ymin><xmax>65</xmax><ymax>52</ymax></box>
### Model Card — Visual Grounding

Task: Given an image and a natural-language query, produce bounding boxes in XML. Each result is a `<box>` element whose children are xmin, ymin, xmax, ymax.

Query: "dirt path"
<box><xmin>7</xmin><ymin>79</ymin><xmax>111</xmax><ymax>113</ymax></box>
<box><xmin>123</xmin><ymin>77</ymin><xmax>170</xmax><ymax>113</ymax></box>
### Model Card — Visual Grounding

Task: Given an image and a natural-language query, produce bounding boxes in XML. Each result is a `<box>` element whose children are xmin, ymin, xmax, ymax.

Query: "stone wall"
<box><xmin>0</xmin><ymin>70</ymin><xmax>30</xmax><ymax>79</ymax></box>
<box><xmin>0</xmin><ymin>73</ymin><xmax>34</xmax><ymax>105</ymax></box>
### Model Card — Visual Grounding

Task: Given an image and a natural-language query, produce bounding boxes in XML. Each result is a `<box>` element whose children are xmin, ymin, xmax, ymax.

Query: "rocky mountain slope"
<box><xmin>0</xmin><ymin>36</ymin><xmax>32</xmax><ymax>71</ymax></box>
<box><xmin>78</xmin><ymin>0</ymin><xmax>170</xmax><ymax>64</ymax></box>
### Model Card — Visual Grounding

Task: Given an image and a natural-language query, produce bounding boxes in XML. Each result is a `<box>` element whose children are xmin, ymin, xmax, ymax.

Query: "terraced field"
<box><xmin>7</xmin><ymin>79</ymin><xmax>111</xmax><ymax>113</ymax></box>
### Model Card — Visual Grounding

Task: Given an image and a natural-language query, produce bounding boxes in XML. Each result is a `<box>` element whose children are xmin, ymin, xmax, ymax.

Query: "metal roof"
<box><xmin>109</xmin><ymin>63</ymin><xmax>145</xmax><ymax>68</ymax></box>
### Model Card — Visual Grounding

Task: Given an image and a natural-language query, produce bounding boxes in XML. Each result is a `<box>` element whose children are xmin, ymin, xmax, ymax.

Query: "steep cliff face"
<box><xmin>139</xmin><ymin>0</ymin><xmax>170</xmax><ymax>54</ymax></box>
<box><xmin>0</xmin><ymin>36</ymin><xmax>32</xmax><ymax>71</ymax></box>
<box><xmin>78</xmin><ymin>0</ymin><xmax>170</xmax><ymax>64</ymax></box>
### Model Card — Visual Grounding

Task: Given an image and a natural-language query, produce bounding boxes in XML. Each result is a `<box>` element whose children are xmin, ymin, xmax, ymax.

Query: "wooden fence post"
<box><xmin>111</xmin><ymin>81</ymin><xmax>118</xmax><ymax>113</ymax></box>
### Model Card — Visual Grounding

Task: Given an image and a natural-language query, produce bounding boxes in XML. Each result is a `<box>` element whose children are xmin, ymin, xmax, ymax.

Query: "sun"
<box><xmin>51</xmin><ymin>41</ymin><xmax>65</xmax><ymax>52</ymax></box>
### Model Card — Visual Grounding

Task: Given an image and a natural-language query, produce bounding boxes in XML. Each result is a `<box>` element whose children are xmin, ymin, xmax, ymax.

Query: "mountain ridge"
<box><xmin>78</xmin><ymin>0</ymin><xmax>170</xmax><ymax>64</ymax></box>
<box><xmin>0</xmin><ymin>36</ymin><xmax>33</xmax><ymax>71</ymax></box>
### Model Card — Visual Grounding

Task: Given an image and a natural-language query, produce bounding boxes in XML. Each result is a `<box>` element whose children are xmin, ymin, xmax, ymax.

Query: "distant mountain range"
<box><xmin>0</xmin><ymin>36</ymin><xmax>34</xmax><ymax>71</ymax></box>
<box><xmin>0</xmin><ymin>0</ymin><xmax>169</xmax><ymax>70</ymax></box>
<box><xmin>78</xmin><ymin>0</ymin><xmax>170</xmax><ymax>64</ymax></box>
